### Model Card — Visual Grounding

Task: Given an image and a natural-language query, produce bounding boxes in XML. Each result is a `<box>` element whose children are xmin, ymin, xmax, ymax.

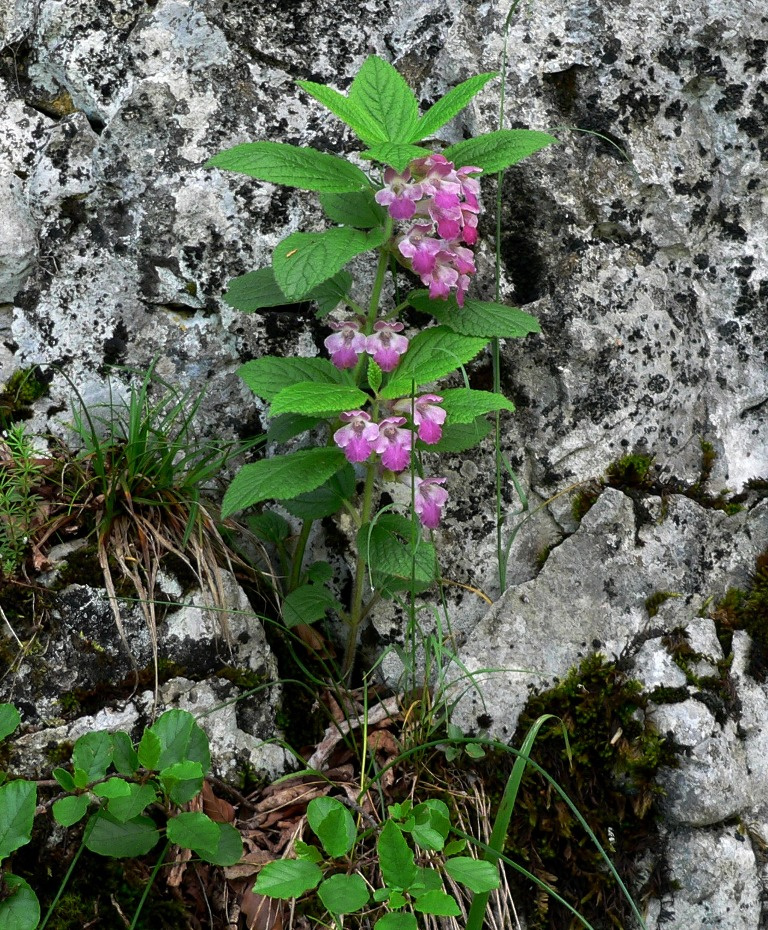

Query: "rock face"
<box><xmin>1</xmin><ymin>0</ymin><xmax>767</xmax><ymax>926</ymax></box>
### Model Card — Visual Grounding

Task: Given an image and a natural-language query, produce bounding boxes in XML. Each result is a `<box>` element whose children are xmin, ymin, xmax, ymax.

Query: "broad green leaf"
<box><xmin>159</xmin><ymin>760</ymin><xmax>205</xmax><ymax>805</ymax></box>
<box><xmin>426</xmin><ymin>417</ymin><xmax>492</xmax><ymax>453</ymax></box>
<box><xmin>444</xmin><ymin>129</ymin><xmax>558</xmax><ymax>172</ymax></box>
<box><xmin>443</xmin><ymin>857</ymin><xmax>500</xmax><ymax>893</ymax></box>
<box><xmin>223</xmin><ymin>448</ymin><xmax>347</xmax><ymax>516</ymax></box>
<box><xmin>388</xmin><ymin>890</ymin><xmax>407</xmax><ymax>908</ymax></box>
<box><xmin>410</xmin><ymin>867</ymin><xmax>444</xmax><ymax>896</ymax></box>
<box><xmin>248</xmin><ymin>511</ymin><xmax>292</xmax><ymax>545</ymax></box>
<box><xmin>360</xmin><ymin>142</ymin><xmax>426</xmax><ymax>172</ymax></box>
<box><xmin>295</xmin><ymin>839</ymin><xmax>323</xmax><ymax>863</ymax></box>
<box><xmin>107</xmin><ymin>783</ymin><xmax>157</xmax><ymax>823</ymax></box>
<box><xmin>0</xmin><ymin>874</ymin><xmax>40</xmax><ymax>930</ymax></box>
<box><xmin>378</xmin><ymin>820</ymin><xmax>417</xmax><ymax>890</ymax></box>
<box><xmin>111</xmin><ymin>731</ymin><xmax>139</xmax><ymax>775</ymax></box>
<box><xmin>84</xmin><ymin>811</ymin><xmax>160</xmax><ymax>858</ymax></box>
<box><xmin>269</xmin><ymin>382</ymin><xmax>369</xmax><ymax>418</ymax></box>
<box><xmin>73</xmin><ymin>769</ymin><xmax>88</xmax><ymax>790</ymax></box>
<box><xmin>137</xmin><ymin>729</ymin><xmax>162</xmax><ymax>771</ymax></box>
<box><xmin>239</xmin><ymin>356</ymin><xmax>344</xmax><ymax>404</ymax></box>
<box><xmin>266</xmin><ymin>413</ymin><xmax>321</xmax><ymax>443</ymax></box>
<box><xmin>206</xmin><ymin>141</ymin><xmax>369</xmax><ymax>193</ymax></box>
<box><xmin>357</xmin><ymin>515</ymin><xmax>438</xmax><ymax>597</ymax></box>
<box><xmin>309</xmin><ymin>271</ymin><xmax>354</xmax><ymax>316</ymax></box>
<box><xmin>0</xmin><ymin>704</ymin><xmax>20</xmax><ymax>742</ymax></box>
<box><xmin>443</xmin><ymin>839</ymin><xmax>467</xmax><ymax>856</ymax></box>
<box><xmin>167</xmin><ymin>811</ymin><xmax>219</xmax><ymax>855</ymax></box>
<box><xmin>224</xmin><ymin>267</ymin><xmax>352</xmax><ymax>315</ymax></box>
<box><xmin>349</xmin><ymin>55</ymin><xmax>420</xmax><ymax>143</ymax></box>
<box><xmin>318</xmin><ymin>874</ymin><xmax>370</xmax><ymax>914</ymax></box>
<box><xmin>281</xmin><ymin>584</ymin><xmax>342</xmax><ymax>629</ymax></box>
<box><xmin>282</xmin><ymin>464</ymin><xmax>356</xmax><ymax>521</ymax></box>
<box><xmin>374</xmin><ymin>911</ymin><xmax>418</xmax><ymax>930</ymax></box>
<box><xmin>253</xmin><ymin>859</ymin><xmax>323</xmax><ymax>899</ymax></box>
<box><xmin>410</xmin><ymin>73</ymin><xmax>498</xmax><ymax>141</ymax></box>
<box><xmin>149</xmin><ymin>710</ymin><xmax>210</xmax><ymax>773</ymax></box>
<box><xmin>296</xmin><ymin>80</ymin><xmax>386</xmax><ymax>145</ymax></box>
<box><xmin>52</xmin><ymin>767</ymin><xmax>76</xmax><ymax>792</ymax></box>
<box><xmin>92</xmin><ymin>777</ymin><xmax>131</xmax><ymax>800</ymax></box>
<box><xmin>307</xmin><ymin>797</ymin><xmax>356</xmax><ymax>858</ymax></box>
<box><xmin>380</xmin><ymin>326</ymin><xmax>488</xmax><ymax>399</ymax></box>
<box><xmin>409</xmin><ymin>290</ymin><xmax>541</xmax><ymax>339</ymax></box>
<box><xmin>320</xmin><ymin>190</ymin><xmax>386</xmax><ymax>229</ymax></box>
<box><xmin>52</xmin><ymin>794</ymin><xmax>90</xmax><ymax>827</ymax></box>
<box><xmin>411</xmin><ymin>800</ymin><xmax>450</xmax><ymax>851</ymax></box>
<box><xmin>198</xmin><ymin>822</ymin><xmax>243</xmax><ymax>866</ymax></box>
<box><xmin>367</xmin><ymin>357</ymin><xmax>383</xmax><ymax>394</ymax></box>
<box><xmin>413</xmin><ymin>890</ymin><xmax>461</xmax><ymax>916</ymax></box>
<box><xmin>305</xmin><ymin>561</ymin><xmax>334</xmax><ymax>583</ymax></box>
<box><xmin>273</xmin><ymin>227</ymin><xmax>385</xmax><ymax>301</ymax></box>
<box><xmin>439</xmin><ymin>388</ymin><xmax>514</xmax><ymax>423</ymax></box>
<box><xmin>72</xmin><ymin>731</ymin><xmax>113</xmax><ymax>783</ymax></box>
<box><xmin>0</xmin><ymin>781</ymin><xmax>36</xmax><ymax>860</ymax></box>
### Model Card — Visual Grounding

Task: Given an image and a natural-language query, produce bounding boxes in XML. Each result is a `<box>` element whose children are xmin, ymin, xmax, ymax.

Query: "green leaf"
<box><xmin>223</xmin><ymin>448</ymin><xmax>347</xmax><ymax>517</ymax></box>
<box><xmin>0</xmin><ymin>704</ymin><xmax>20</xmax><ymax>742</ymax></box>
<box><xmin>439</xmin><ymin>388</ymin><xmax>514</xmax><ymax>423</ymax></box>
<box><xmin>443</xmin><ymin>857</ymin><xmax>500</xmax><ymax>893</ymax></box>
<box><xmin>149</xmin><ymin>710</ymin><xmax>210</xmax><ymax>773</ymax></box>
<box><xmin>111</xmin><ymin>731</ymin><xmax>139</xmax><ymax>775</ymax></box>
<box><xmin>137</xmin><ymin>729</ymin><xmax>162</xmax><ymax>771</ymax></box>
<box><xmin>266</xmin><ymin>413</ymin><xmax>321</xmax><ymax>443</ymax></box>
<box><xmin>367</xmin><ymin>358</ymin><xmax>383</xmax><ymax>394</ymax></box>
<box><xmin>224</xmin><ymin>267</ymin><xmax>353</xmax><ymax>315</ymax></box>
<box><xmin>294</xmin><ymin>840</ymin><xmax>323</xmax><ymax>863</ymax></box>
<box><xmin>72</xmin><ymin>731</ymin><xmax>113</xmax><ymax>783</ymax></box>
<box><xmin>282</xmin><ymin>465</ymin><xmax>356</xmax><ymax>520</ymax></box>
<box><xmin>320</xmin><ymin>190</ymin><xmax>386</xmax><ymax>229</ymax></box>
<box><xmin>52</xmin><ymin>794</ymin><xmax>90</xmax><ymax>828</ymax></box>
<box><xmin>296</xmin><ymin>80</ymin><xmax>387</xmax><ymax>145</ymax></box>
<box><xmin>444</xmin><ymin>129</ymin><xmax>558</xmax><ymax>172</ymax></box>
<box><xmin>409</xmin><ymin>290</ymin><xmax>541</xmax><ymax>339</ymax></box>
<box><xmin>307</xmin><ymin>797</ymin><xmax>356</xmax><ymax>858</ymax></box>
<box><xmin>426</xmin><ymin>417</ymin><xmax>492</xmax><ymax>453</ymax></box>
<box><xmin>0</xmin><ymin>781</ymin><xmax>36</xmax><ymax>860</ymax></box>
<box><xmin>206</xmin><ymin>141</ymin><xmax>369</xmax><ymax>192</ymax></box>
<box><xmin>378</xmin><ymin>820</ymin><xmax>417</xmax><ymax>890</ymax></box>
<box><xmin>443</xmin><ymin>839</ymin><xmax>467</xmax><ymax>856</ymax></box>
<box><xmin>309</xmin><ymin>271</ymin><xmax>354</xmax><ymax>316</ymax></box>
<box><xmin>73</xmin><ymin>769</ymin><xmax>88</xmax><ymax>790</ymax></box>
<box><xmin>348</xmin><ymin>55</ymin><xmax>420</xmax><ymax>143</ymax></box>
<box><xmin>199</xmin><ymin>822</ymin><xmax>243</xmax><ymax>866</ymax></box>
<box><xmin>52</xmin><ymin>767</ymin><xmax>76</xmax><ymax>792</ymax></box>
<box><xmin>107</xmin><ymin>784</ymin><xmax>158</xmax><ymax>823</ymax></box>
<box><xmin>159</xmin><ymin>760</ymin><xmax>205</xmax><ymax>805</ymax></box>
<box><xmin>167</xmin><ymin>811</ymin><xmax>220</xmax><ymax>855</ymax></box>
<box><xmin>305</xmin><ymin>561</ymin><xmax>334</xmax><ymax>583</ymax></box>
<box><xmin>270</xmin><ymin>382</ymin><xmax>369</xmax><ymax>418</ymax></box>
<box><xmin>374</xmin><ymin>912</ymin><xmax>417</xmax><ymax>930</ymax></box>
<box><xmin>413</xmin><ymin>889</ymin><xmax>461</xmax><ymax>916</ymax></box>
<box><xmin>411</xmin><ymin>800</ymin><xmax>450</xmax><ymax>851</ymax></box>
<box><xmin>282</xmin><ymin>584</ymin><xmax>342</xmax><ymax>629</ymax></box>
<box><xmin>410</xmin><ymin>73</ymin><xmax>498</xmax><ymax>141</ymax></box>
<box><xmin>357</xmin><ymin>515</ymin><xmax>438</xmax><ymax>597</ymax></box>
<box><xmin>248</xmin><ymin>511</ymin><xmax>292</xmax><ymax>545</ymax></box>
<box><xmin>84</xmin><ymin>811</ymin><xmax>160</xmax><ymax>858</ymax></box>
<box><xmin>318</xmin><ymin>874</ymin><xmax>370</xmax><ymax>914</ymax></box>
<box><xmin>239</xmin><ymin>356</ymin><xmax>344</xmax><ymax>404</ymax></box>
<box><xmin>253</xmin><ymin>859</ymin><xmax>323</xmax><ymax>899</ymax></box>
<box><xmin>0</xmin><ymin>874</ymin><xmax>40</xmax><ymax>930</ymax></box>
<box><xmin>410</xmin><ymin>867</ymin><xmax>444</xmax><ymax>896</ymax></box>
<box><xmin>380</xmin><ymin>326</ymin><xmax>488</xmax><ymax>399</ymax></box>
<box><xmin>360</xmin><ymin>142</ymin><xmax>426</xmax><ymax>172</ymax></box>
<box><xmin>92</xmin><ymin>777</ymin><xmax>131</xmax><ymax>800</ymax></box>
<box><xmin>466</xmin><ymin>742</ymin><xmax>486</xmax><ymax>758</ymax></box>
<box><xmin>273</xmin><ymin>227</ymin><xmax>385</xmax><ymax>301</ymax></box>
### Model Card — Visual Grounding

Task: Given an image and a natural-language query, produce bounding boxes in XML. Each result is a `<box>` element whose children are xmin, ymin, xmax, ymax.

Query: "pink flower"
<box><xmin>373</xmin><ymin>416</ymin><xmax>412</xmax><ymax>472</ymax></box>
<box><xmin>375</xmin><ymin>167</ymin><xmax>424</xmax><ymax>220</ymax></box>
<box><xmin>393</xmin><ymin>394</ymin><xmax>446</xmax><ymax>444</ymax></box>
<box><xmin>333</xmin><ymin>410</ymin><xmax>379</xmax><ymax>463</ymax></box>
<box><xmin>413</xmin><ymin>476</ymin><xmax>449</xmax><ymax>529</ymax></box>
<box><xmin>397</xmin><ymin>223</ymin><xmax>441</xmax><ymax>275</ymax></box>
<box><xmin>365</xmin><ymin>321</ymin><xmax>409</xmax><ymax>372</ymax></box>
<box><xmin>324</xmin><ymin>320</ymin><xmax>366</xmax><ymax>369</ymax></box>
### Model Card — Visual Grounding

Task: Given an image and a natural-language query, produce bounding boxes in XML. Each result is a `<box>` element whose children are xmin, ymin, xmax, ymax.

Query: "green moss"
<box><xmin>712</xmin><ymin>551</ymin><xmax>768</xmax><ymax>681</ymax></box>
<box><xmin>647</xmin><ymin>685</ymin><xmax>689</xmax><ymax>704</ymax></box>
<box><xmin>606</xmin><ymin>452</ymin><xmax>655</xmax><ymax>489</ymax></box>
<box><xmin>645</xmin><ymin>591</ymin><xmax>680</xmax><ymax>618</ymax></box>
<box><xmin>0</xmin><ymin>366</ymin><xmax>50</xmax><ymax>427</ymax></box>
<box><xmin>571</xmin><ymin>480</ymin><xmax>603</xmax><ymax>522</ymax></box>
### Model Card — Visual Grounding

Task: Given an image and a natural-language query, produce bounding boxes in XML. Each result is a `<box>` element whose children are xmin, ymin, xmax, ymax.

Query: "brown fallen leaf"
<box><xmin>202</xmin><ymin>779</ymin><xmax>236</xmax><ymax>823</ymax></box>
<box><xmin>239</xmin><ymin>888</ymin><xmax>284</xmax><ymax>930</ymax></box>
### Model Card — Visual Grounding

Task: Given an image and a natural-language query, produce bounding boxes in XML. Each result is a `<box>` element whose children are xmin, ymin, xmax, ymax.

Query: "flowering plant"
<box><xmin>207</xmin><ymin>55</ymin><xmax>555</xmax><ymax>677</ymax></box>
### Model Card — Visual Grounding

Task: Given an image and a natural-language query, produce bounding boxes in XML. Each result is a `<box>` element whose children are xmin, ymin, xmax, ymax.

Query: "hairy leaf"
<box><xmin>444</xmin><ymin>129</ymin><xmax>558</xmax><ymax>172</ymax></box>
<box><xmin>381</xmin><ymin>326</ymin><xmax>487</xmax><ymax>399</ymax></box>
<box><xmin>410</xmin><ymin>73</ymin><xmax>498</xmax><ymax>141</ymax></box>
<box><xmin>348</xmin><ymin>55</ymin><xmax>420</xmax><ymax>143</ymax></box>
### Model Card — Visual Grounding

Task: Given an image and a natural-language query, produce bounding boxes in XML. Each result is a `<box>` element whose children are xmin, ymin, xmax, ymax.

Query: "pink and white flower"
<box><xmin>365</xmin><ymin>321</ymin><xmax>409</xmax><ymax>372</ymax></box>
<box><xmin>393</xmin><ymin>394</ymin><xmax>446</xmax><ymax>444</ymax></box>
<box><xmin>324</xmin><ymin>320</ymin><xmax>366</xmax><ymax>369</ymax></box>
<box><xmin>373</xmin><ymin>416</ymin><xmax>412</xmax><ymax>472</ymax></box>
<box><xmin>374</xmin><ymin>167</ymin><xmax>424</xmax><ymax>220</ymax></box>
<box><xmin>413</xmin><ymin>476</ymin><xmax>449</xmax><ymax>529</ymax></box>
<box><xmin>333</xmin><ymin>410</ymin><xmax>379</xmax><ymax>463</ymax></box>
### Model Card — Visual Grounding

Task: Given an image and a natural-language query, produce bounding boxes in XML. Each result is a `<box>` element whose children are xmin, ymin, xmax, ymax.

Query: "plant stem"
<box><xmin>129</xmin><ymin>839</ymin><xmax>170</xmax><ymax>930</ymax></box>
<box><xmin>288</xmin><ymin>518</ymin><xmax>314</xmax><ymax>592</ymax></box>
<box><xmin>38</xmin><ymin>831</ymin><xmax>89</xmax><ymax>930</ymax></box>
<box><xmin>342</xmin><ymin>459</ymin><xmax>377</xmax><ymax>681</ymax></box>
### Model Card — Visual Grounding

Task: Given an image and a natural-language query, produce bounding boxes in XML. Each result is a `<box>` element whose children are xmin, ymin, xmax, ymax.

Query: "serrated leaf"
<box><xmin>360</xmin><ymin>142</ymin><xmax>426</xmax><ymax>172</ymax></box>
<box><xmin>266</xmin><ymin>413</ymin><xmax>321</xmax><ymax>443</ymax></box>
<box><xmin>425</xmin><ymin>417</ymin><xmax>492</xmax><ymax>453</ymax></box>
<box><xmin>52</xmin><ymin>794</ymin><xmax>90</xmax><ymax>828</ymax></box>
<box><xmin>137</xmin><ymin>729</ymin><xmax>162</xmax><ymax>771</ymax></box>
<box><xmin>320</xmin><ymin>190</ymin><xmax>386</xmax><ymax>229</ymax></box>
<box><xmin>307</xmin><ymin>797</ymin><xmax>356</xmax><ymax>858</ymax></box>
<box><xmin>224</xmin><ymin>267</ymin><xmax>353</xmax><ymax>315</ymax></box>
<box><xmin>207</xmin><ymin>141</ymin><xmax>369</xmax><ymax>192</ymax></box>
<box><xmin>223</xmin><ymin>448</ymin><xmax>347</xmax><ymax>517</ymax></box>
<box><xmin>111</xmin><ymin>731</ymin><xmax>139</xmax><ymax>775</ymax></box>
<box><xmin>0</xmin><ymin>874</ymin><xmax>40</xmax><ymax>930</ymax></box>
<box><xmin>374</xmin><ymin>910</ymin><xmax>417</xmax><ymax>930</ymax></box>
<box><xmin>239</xmin><ymin>356</ymin><xmax>344</xmax><ymax>404</ymax></box>
<box><xmin>380</xmin><ymin>326</ymin><xmax>488</xmax><ymax>399</ymax></box>
<box><xmin>107</xmin><ymin>783</ymin><xmax>157</xmax><ymax>823</ymax></box>
<box><xmin>409</xmin><ymin>290</ymin><xmax>541</xmax><ymax>339</ymax></box>
<box><xmin>199</xmin><ymin>822</ymin><xmax>243</xmax><ymax>866</ymax></box>
<box><xmin>52</xmin><ymin>767</ymin><xmax>76</xmax><ymax>792</ymax></box>
<box><xmin>378</xmin><ymin>820</ymin><xmax>417</xmax><ymax>890</ymax></box>
<box><xmin>318</xmin><ymin>874</ymin><xmax>370</xmax><ymax>914</ymax></box>
<box><xmin>348</xmin><ymin>55</ymin><xmax>420</xmax><ymax>143</ymax></box>
<box><xmin>149</xmin><ymin>710</ymin><xmax>210</xmax><ymax>773</ymax></box>
<box><xmin>439</xmin><ymin>388</ymin><xmax>514</xmax><ymax>423</ymax></box>
<box><xmin>297</xmin><ymin>80</ymin><xmax>386</xmax><ymax>145</ymax></box>
<box><xmin>444</xmin><ymin>128</ymin><xmax>558</xmax><ymax>172</ymax></box>
<box><xmin>443</xmin><ymin>857</ymin><xmax>500</xmax><ymax>893</ymax></box>
<box><xmin>167</xmin><ymin>811</ymin><xmax>220</xmax><ymax>855</ymax></box>
<box><xmin>282</xmin><ymin>464</ymin><xmax>356</xmax><ymax>520</ymax></box>
<box><xmin>248</xmin><ymin>510</ymin><xmax>292</xmax><ymax>544</ymax></box>
<box><xmin>0</xmin><ymin>778</ymin><xmax>37</xmax><ymax>859</ymax></box>
<box><xmin>273</xmin><ymin>227</ymin><xmax>385</xmax><ymax>301</ymax></box>
<box><xmin>357</xmin><ymin>515</ymin><xmax>438</xmax><ymax>597</ymax></box>
<box><xmin>282</xmin><ymin>584</ymin><xmax>342</xmax><ymax>629</ymax></box>
<box><xmin>270</xmin><ymin>382</ymin><xmax>369</xmax><ymax>417</ymax></box>
<box><xmin>253</xmin><ymin>859</ymin><xmax>323</xmax><ymax>899</ymax></box>
<box><xmin>367</xmin><ymin>357</ymin><xmax>383</xmax><ymax>394</ymax></box>
<box><xmin>305</xmin><ymin>561</ymin><xmax>334</xmax><ymax>583</ymax></box>
<box><xmin>410</xmin><ymin>72</ymin><xmax>498</xmax><ymax>141</ymax></box>
<box><xmin>72</xmin><ymin>731</ymin><xmax>113</xmax><ymax>783</ymax></box>
<box><xmin>0</xmin><ymin>704</ymin><xmax>20</xmax><ymax>742</ymax></box>
<box><xmin>309</xmin><ymin>271</ymin><xmax>354</xmax><ymax>316</ymax></box>
<box><xmin>84</xmin><ymin>811</ymin><xmax>160</xmax><ymax>858</ymax></box>
<box><xmin>413</xmin><ymin>889</ymin><xmax>461</xmax><ymax>916</ymax></box>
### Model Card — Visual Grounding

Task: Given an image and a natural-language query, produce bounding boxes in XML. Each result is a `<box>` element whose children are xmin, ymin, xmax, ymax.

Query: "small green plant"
<box><xmin>0</xmin><ymin>423</ymin><xmax>46</xmax><ymax>577</ymax></box>
<box><xmin>0</xmin><ymin>703</ymin><xmax>242</xmax><ymax>930</ymax></box>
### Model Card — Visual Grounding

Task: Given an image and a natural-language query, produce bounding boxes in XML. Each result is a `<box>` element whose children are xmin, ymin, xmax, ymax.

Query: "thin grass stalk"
<box><xmin>128</xmin><ymin>839</ymin><xmax>170</xmax><ymax>930</ymax></box>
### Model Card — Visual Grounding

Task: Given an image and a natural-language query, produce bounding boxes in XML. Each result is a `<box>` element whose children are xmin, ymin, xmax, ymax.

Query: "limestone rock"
<box><xmin>0</xmin><ymin>171</ymin><xmax>37</xmax><ymax>302</ymax></box>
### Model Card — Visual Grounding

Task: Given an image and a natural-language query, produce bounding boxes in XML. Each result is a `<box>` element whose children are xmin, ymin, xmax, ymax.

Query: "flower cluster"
<box><xmin>324</xmin><ymin>320</ymin><xmax>408</xmax><ymax>372</ymax></box>
<box><xmin>376</xmin><ymin>154</ymin><xmax>482</xmax><ymax>307</ymax></box>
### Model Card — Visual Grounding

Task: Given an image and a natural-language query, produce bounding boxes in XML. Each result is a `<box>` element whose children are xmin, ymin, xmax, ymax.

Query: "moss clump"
<box><xmin>504</xmin><ymin>654</ymin><xmax>678</xmax><ymax>930</ymax></box>
<box><xmin>571</xmin><ymin>480</ymin><xmax>603</xmax><ymax>522</ymax></box>
<box><xmin>0</xmin><ymin>366</ymin><xmax>51</xmax><ymax>427</ymax></box>
<box><xmin>606</xmin><ymin>452</ymin><xmax>655</xmax><ymax>489</ymax></box>
<box><xmin>645</xmin><ymin>590</ymin><xmax>679</xmax><ymax>618</ymax></box>
<box><xmin>713</xmin><ymin>551</ymin><xmax>768</xmax><ymax>681</ymax></box>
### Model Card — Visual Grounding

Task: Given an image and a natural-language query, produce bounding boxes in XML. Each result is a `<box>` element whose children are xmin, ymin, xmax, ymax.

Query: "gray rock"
<box><xmin>0</xmin><ymin>171</ymin><xmax>37</xmax><ymax>301</ymax></box>
<box><xmin>633</xmin><ymin>639</ymin><xmax>688</xmax><ymax>691</ymax></box>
